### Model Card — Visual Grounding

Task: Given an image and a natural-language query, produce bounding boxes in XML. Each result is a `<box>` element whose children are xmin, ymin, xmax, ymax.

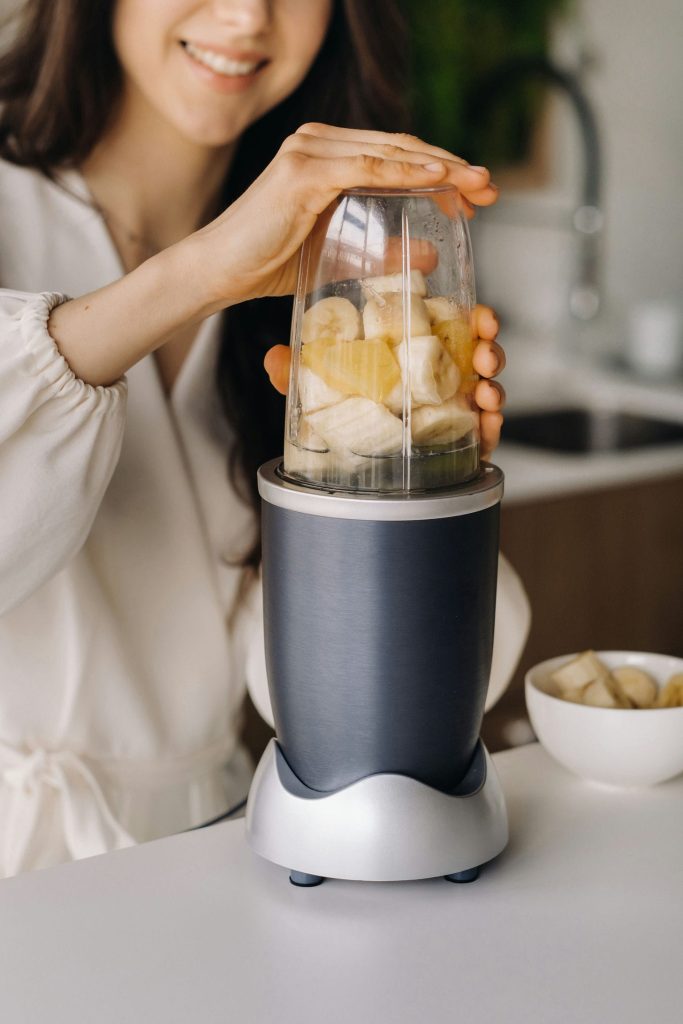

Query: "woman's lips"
<box><xmin>179</xmin><ymin>40</ymin><xmax>269</xmax><ymax>93</ymax></box>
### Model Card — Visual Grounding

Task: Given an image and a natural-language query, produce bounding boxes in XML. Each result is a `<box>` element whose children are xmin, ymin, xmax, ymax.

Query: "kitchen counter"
<box><xmin>496</xmin><ymin>346</ymin><xmax>683</xmax><ymax>504</ymax></box>
<box><xmin>0</xmin><ymin>743</ymin><xmax>680</xmax><ymax>1024</ymax></box>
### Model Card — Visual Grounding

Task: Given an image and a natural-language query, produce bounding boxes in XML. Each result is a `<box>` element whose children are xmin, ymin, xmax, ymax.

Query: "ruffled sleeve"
<box><xmin>0</xmin><ymin>289</ymin><xmax>127</xmax><ymax>614</ymax></box>
<box><xmin>242</xmin><ymin>572</ymin><xmax>275</xmax><ymax>728</ymax></box>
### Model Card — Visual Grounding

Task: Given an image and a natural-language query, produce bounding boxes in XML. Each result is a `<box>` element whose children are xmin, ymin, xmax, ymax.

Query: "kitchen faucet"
<box><xmin>472</xmin><ymin>55</ymin><xmax>603</xmax><ymax>322</ymax></box>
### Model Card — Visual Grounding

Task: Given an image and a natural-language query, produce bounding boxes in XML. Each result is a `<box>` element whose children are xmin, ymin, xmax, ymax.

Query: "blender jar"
<box><xmin>283</xmin><ymin>186</ymin><xmax>479</xmax><ymax>492</ymax></box>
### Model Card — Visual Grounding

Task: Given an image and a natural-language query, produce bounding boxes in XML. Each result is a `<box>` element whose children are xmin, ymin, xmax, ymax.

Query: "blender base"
<box><xmin>246</xmin><ymin>739</ymin><xmax>508</xmax><ymax>884</ymax></box>
<box><xmin>289</xmin><ymin>870</ymin><xmax>325</xmax><ymax>887</ymax></box>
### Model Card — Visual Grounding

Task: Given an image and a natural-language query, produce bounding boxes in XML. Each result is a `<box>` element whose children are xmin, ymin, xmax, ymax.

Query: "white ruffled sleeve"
<box><xmin>0</xmin><ymin>289</ymin><xmax>127</xmax><ymax>614</ymax></box>
<box><xmin>244</xmin><ymin>555</ymin><xmax>530</xmax><ymax>726</ymax></box>
<box><xmin>485</xmin><ymin>554</ymin><xmax>531</xmax><ymax>711</ymax></box>
<box><xmin>243</xmin><ymin>572</ymin><xmax>275</xmax><ymax>728</ymax></box>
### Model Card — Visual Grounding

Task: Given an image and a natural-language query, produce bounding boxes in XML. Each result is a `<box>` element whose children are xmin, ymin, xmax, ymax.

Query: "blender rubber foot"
<box><xmin>289</xmin><ymin>870</ymin><xmax>325</xmax><ymax>887</ymax></box>
<box><xmin>444</xmin><ymin>866</ymin><xmax>480</xmax><ymax>883</ymax></box>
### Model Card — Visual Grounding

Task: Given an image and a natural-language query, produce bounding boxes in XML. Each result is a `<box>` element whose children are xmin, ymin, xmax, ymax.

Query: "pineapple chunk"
<box><xmin>434</xmin><ymin>318</ymin><xmax>476</xmax><ymax>392</ymax></box>
<box><xmin>301</xmin><ymin>337</ymin><xmax>400</xmax><ymax>405</ymax></box>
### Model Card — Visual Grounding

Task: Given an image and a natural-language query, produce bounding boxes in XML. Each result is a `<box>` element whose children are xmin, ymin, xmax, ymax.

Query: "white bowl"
<box><xmin>525</xmin><ymin>651</ymin><xmax>683</xmax><ymax>787</ymax></box>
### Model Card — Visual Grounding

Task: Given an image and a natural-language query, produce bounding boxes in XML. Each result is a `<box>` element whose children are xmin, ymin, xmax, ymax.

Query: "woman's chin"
<box><xmin>164</xmin><ymin>105</ymin><xmax>253</xmax><ymax>150</ymax></box>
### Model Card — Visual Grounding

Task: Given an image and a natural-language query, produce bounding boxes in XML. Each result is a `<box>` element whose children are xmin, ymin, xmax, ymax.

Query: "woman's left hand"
<box><xmin>264</xmin><ymin>303</ymin><xmax>506</xmax><ymax>459</ymax></box>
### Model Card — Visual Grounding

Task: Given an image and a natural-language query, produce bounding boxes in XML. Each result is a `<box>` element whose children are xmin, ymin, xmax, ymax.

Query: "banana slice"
<box><xmin>551</xmin><ymin>651</ymin><xmax>633</xmax><ymax>707</ymax></box>
<box><xmin>301</xmin><ymin>337</ymin><xmax>399</xmax><ymax>404</ymax></box>
<box><xmin>363</xmin><ymin>292</ymin><xmax>432</xmax><ymax>343</ymax></box>
<box><xmin>302</xmin><ymin>296</ymin><xmax>363</xmax><ymax>344</ymax></box>
<box><xmin>425</xmin><ymin>296</ymin><xmax>459</xmax><ymax>324</ymax></box>
<box><xmin>583</xmin><ymin>678</ymin><xmax>619</xmax><ymax>708</ymax></box>
<box><xmin>551</xmin><ymin>650</ymin><xmax>610</xmax><ymax>692</ymax></box>
<box><xmin>361</xmin><ymin>269</ymin><xmax>427</xmax><ymax>301</ymax></box>
<box><xmin>656</xmin><ymin>676</ymin><xmax>683</xmax><ymax>708</ymax></box>
<box><xmin>411</xmin><ymin>398</ymin><xmax>475</xmax><ymax>446</ymax></box>
<box><xmin>385</xmin><ymin>336</ymin><xmax>461</xmax><ymax>412</ymax></box>
<box><xmin>433</xmin><ymin>317</ymin><xmax>476</xmax><ymax>390</ymax></box>
<box><xmin>611</xmin><ymin>666</ymin><xmax>658</xmax><ymax>709</ymax></box>
<box><xmin>563</xmin><ymin>687</ymin><xmax>589</xmax><ymax>704</ymax></box>
<box><xmin>667</xmin><ymin>674</ymin><xmax>683</xmax><ymax>706</ymax></box>
<box><xmin>307</xmin><ymin>397</ymin><xmax>403</xmax><ymax>461</ymax></box>
<box><xmin>297</xmin><ymin>366</ymin><xmax>345</xmax><ymax>413</ymax></box>
<box><xmin>285</xmin><ymin>439</ymin><xmax>333</xmax><ymax>478</ymax></box>
<box><xmin>296</xmin><ymin>416</ymin><xmax>328</xmax><ymax>452</ymax></box>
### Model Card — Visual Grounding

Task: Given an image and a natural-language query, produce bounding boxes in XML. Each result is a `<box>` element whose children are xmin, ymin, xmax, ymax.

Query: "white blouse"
<box><xmin>0</xmin><ymin>158</ymin><xmax>530</xmax><ymax>879</ymax></box>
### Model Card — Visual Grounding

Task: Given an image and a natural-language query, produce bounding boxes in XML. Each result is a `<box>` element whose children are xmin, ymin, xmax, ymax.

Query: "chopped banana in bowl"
<box><xmin>525</xmin><ymin>651</ymin><xmax>683</xmax><ymax>787</ymax></box>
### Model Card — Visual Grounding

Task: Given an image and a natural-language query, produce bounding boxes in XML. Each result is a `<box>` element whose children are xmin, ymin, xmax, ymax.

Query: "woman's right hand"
<box><xmin>47</xmin><ymin>125</ymin><xmax>497</xmax><ymax>388</ymax></box>
<box><xmin>191</xmin><ymin>123</ymin><xmax>498</xmax><ymax>315</ymax></box>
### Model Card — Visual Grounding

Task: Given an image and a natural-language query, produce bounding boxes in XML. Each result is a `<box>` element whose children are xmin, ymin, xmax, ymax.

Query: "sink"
<box><xmin>502</xmin><ymin>407</ymin><xmax>683</xmax><ymax>453</ymax></box>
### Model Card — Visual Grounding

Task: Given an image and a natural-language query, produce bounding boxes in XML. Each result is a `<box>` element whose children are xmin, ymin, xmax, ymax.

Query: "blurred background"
<box><xmin>2</xmin><ymin>0</ymin><xmax>681</xmax><ymax>756</ymax></box>
<box><xmin>408</xmin><ymin>0</ymin><xmax>683</xmax><ymax>750</ymax></box>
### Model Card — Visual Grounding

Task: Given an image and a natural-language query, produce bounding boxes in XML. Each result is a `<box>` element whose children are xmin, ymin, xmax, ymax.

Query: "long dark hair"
<box><xmin>0</xmin><ymin>0</ymin><xmax>410</xmax><ymax>565</ymax></box>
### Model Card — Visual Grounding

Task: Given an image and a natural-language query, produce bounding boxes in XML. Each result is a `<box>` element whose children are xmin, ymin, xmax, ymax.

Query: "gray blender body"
<box><xmin>260</xmin><ymin>464</ymin><xmax>501</xmax><ymax>795</ymax></box>
<box><xmin>247</xmin><ymin>461</ymin><xmax>508</xmax><ymax>883</ymax></box>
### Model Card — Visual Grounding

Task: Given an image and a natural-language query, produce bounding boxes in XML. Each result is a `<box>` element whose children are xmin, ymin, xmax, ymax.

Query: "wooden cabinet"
<box><xmin>482</xmin><ymin>473</ymin><xmax>683</xmax><ymax>752</ymax></box>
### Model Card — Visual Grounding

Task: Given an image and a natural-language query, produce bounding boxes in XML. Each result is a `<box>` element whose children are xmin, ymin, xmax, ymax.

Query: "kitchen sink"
<box><xmin>502</xmin><ymin>407</ymin><xmax>683</xmax><ymax>454</ymax></box>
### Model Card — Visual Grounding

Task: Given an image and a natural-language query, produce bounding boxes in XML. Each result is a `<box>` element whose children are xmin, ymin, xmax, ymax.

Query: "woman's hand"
<box><xmin>47</xmin><ymin>125</ymin><xmax>498</xmax><ymax>389</ymax></box>
<box><xmin>264</xmin><ymin>303</ymin><xmax>506</xmax><ymax>459</ymax></box>
<box><xmin>191</xmin><ymin>123</ymin><xmax>498</xmax><ymax>313</ymax></box>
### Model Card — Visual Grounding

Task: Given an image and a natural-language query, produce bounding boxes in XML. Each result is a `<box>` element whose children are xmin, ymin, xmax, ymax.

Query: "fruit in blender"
<box><xmin>361</xmin><ymin>269</ymin><xmax>427</xmax><ymax>300</ymax></box>
<box><xmin>363</xmin><ymin>292</ymin><xmax>432</xmax><ymax>343</ymax></box>
<box><xmin>307</xmin><ymin>396</ymin><xmax>403</xmax><ymax>461</ymax></box>
<box><xmin>301</xmin><ymin>336</ymin><xmax>400</xmax><ymax>404</ymax></box>
<box><xmin>411</xmin><ymin>398</ymin><xmax>475</xmax><ymax>446</ymax></box>
<box><xmin>302</xmin><ymin>296</ymin><xmax>363</xmax><ymax>344</ymax></box>
<box><xmin>386</xmin><ymin>335</ymin><xmax>461</xmax><ymax>411</ymax></box>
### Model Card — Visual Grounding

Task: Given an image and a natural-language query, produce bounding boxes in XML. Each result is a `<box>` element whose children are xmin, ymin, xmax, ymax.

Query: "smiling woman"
<box><xmin>0</xmin><ymin>0</ymin><xmax>523</xmax><ymax>878</ymax></box>
<box><xmin>111</xmin><ymin>0</ymin><xmax>334</xmax><ymax>142</ymax></box>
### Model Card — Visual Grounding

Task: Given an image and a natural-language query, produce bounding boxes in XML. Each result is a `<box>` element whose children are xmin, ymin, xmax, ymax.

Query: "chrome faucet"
<box><xmin>472</xmin><ymin>56</ymin><xmax>603</xmax><ymax>321</ymax></box>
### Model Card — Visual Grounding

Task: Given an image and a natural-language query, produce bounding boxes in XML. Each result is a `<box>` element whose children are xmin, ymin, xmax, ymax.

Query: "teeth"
<box><xmin>183</xmin><ymin>42</ymin><xmax>261</xmax><ymax>76</ymax></box>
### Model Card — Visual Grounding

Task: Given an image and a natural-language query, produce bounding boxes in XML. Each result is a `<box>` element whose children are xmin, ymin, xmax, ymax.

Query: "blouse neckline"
<box><xmin>53</xmin><ymin>166</ymin><xmax>219</xmax><ymax>407</ymax></box>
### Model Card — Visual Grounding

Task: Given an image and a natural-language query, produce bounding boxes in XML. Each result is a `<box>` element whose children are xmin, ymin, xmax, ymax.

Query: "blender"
<box><xmin>246</xmin><ymin>186</ymin><xmax>508</xmax><ymax>885</ymax></box>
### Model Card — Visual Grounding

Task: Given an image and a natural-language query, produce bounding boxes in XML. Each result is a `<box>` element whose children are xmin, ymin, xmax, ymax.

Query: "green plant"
<box><xmin>408</xmin><ymin>0</ymin><xmax>570</xmax><ymax>167</ymax></box>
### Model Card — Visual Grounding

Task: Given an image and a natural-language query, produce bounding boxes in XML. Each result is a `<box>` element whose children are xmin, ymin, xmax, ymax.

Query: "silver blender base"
<box><xmin>246</xmin><ymin>739</ymin><xmax>508</xmax><ymax>884</ymax></box>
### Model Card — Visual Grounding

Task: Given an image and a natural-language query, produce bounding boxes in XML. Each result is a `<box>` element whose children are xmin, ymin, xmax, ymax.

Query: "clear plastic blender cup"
<box><xmin>283</xmin><ymin>185</ymin><xmax>479</xmax><ymax>493</ymax></box>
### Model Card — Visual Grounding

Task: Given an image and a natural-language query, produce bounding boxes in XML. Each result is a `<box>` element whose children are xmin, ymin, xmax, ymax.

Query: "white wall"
<box><xmin>579</xmin><ymin>0</ymin><xmax>683</xmax><ymax>306</ymax></box>
<box><xmin>472</xmin><ymin>0</ymin><xmax>683</xmax><ymax>358</ymax></box>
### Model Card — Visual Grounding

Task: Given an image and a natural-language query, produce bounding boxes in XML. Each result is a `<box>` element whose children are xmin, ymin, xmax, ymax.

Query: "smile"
<box><xmin>180</xmin><ymin>41</ymin><xmax>267</xmax><ymax>78</ymax></box>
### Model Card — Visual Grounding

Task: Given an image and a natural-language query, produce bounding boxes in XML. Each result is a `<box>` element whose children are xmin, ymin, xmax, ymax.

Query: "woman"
<box><xmin>0</xmin><ymin>0</ymin><xmax>528</xmax><ymax>877</ymax></box>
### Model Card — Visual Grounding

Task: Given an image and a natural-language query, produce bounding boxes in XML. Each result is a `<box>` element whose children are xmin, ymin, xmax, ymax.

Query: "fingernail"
<box><xmin>469</xmin><ymin>165</ymin><xmax>489</xmax><ymax>174</ymax></box>
<box><xmin>422</xmin><ymin>161</ymin><xmax>445</xmax><ymax>172</ymax></box>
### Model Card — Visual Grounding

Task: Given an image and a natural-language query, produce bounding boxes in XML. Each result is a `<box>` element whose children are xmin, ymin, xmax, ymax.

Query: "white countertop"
<box><xmin>496</xmin><ymin>347</ymin><xmax>683</xmax><ymax>503</ymax></box>
<box><xmin>0</xmin><ymin>743</ymin><xmax>680</xmax><ymax>1024</ymax></box>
